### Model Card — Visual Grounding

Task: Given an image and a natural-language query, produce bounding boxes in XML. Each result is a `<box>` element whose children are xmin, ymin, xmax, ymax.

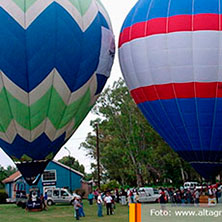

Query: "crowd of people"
<box><xmin>72</xmin><ymin>183</ymin><xmax>222</xmax><ymax>220</ymax></box>
<box><xmin>73</xmin><ymin>190</ymin><xmax>117</xmax><ymax>220</ymax></box>
<box><xmin>161</xmin><ymin>184</ymin><xmax>222</xmax><ymax>205</ymax></box>
<box><xmin>121</xmin><ymin>183</ymin><xmax>222</xmax><ymax>206</ymax></box>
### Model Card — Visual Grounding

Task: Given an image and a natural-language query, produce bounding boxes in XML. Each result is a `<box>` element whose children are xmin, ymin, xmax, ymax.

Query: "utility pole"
<box><xmin>96</xmin><ymin>123</ymin><xmax>101</xmax><ymax>190</ymax></box>
<box><xmin>64</xmin><ymin>147</ymin><xmax>72</xmax><ymax>192</ymax></box>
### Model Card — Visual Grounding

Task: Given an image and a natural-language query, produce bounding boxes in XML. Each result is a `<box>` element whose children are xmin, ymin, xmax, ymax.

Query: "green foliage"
<box><xmin>0</xmin><ymin>165</ymin><xmax>17</xmax><ymax>189</ymax></box>
<box><xmin>80</xmin><ymin>78</ymin><xmax>200</xmax><ymax>187</ymax></box>
<box><xmin>100</xmin><ymin>180</ymin><xmax>120</xmax><ymax>192</ymax></box>
<box><xmin>84</xmin><ymin>173</ymin><xmax>93</xmax><ymax>181</ymax></box>
<box><xmin>58</xmin><ymin>155</ymin><xmax>85</xmax><ymax>175</ymax></box>
<box><xmin>0</xmin><ymin>189</ymin><xmax>8</xmax><ymax>204</ymax></box>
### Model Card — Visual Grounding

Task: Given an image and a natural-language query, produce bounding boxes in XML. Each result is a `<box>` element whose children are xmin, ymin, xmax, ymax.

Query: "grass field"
<box><xmin>141</xmin><ymin>204</ymin><xmax>222</xmax><ymax>222</ymax></box>
<box><xmin>0</xmin><ymin>201</ymin><xmax>129</xmax><ymax>222</ymax></box>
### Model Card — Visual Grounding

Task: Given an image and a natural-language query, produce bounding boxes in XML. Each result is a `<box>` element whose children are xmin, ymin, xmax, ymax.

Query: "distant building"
<box><xmin>2</xmin><ymin>160</ymin><xmax>92</xmax><ymax>202</ymax></box>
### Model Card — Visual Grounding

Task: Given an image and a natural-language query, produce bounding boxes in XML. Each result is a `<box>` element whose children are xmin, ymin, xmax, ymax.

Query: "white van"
<box><xmin>138</xmin><ymin>187</ymin><xmax>160</xmax><ymax>203</ymax></box>
<box><xmin>46</xmin><ymin>188</ymin><xmax>80</xmax><ymax>205</ymax></box>
<box><xmin>183</xmin><ymin>182</ymin><xmax>199</xmax><ymax>190</ymax></box>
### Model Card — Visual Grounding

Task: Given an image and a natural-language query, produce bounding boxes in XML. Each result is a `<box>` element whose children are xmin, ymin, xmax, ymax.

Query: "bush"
<box><xmin>100</xmin><ymin>180</ymin><xmax>120</xmax><ymax>192</ymax></box>
<box><xmin>0</xmin><ymin>190</ymin><xmax>8</xmax><ymax>204</ymax></box>
<box><xmin>74</xmin><ymin>188</ymin><xmax>85</xmax><ymax>198</ymax></box>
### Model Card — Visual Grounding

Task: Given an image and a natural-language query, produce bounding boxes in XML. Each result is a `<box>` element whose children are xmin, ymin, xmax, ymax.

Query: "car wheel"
<box><xmin>47</xmin><ymin>200</ymin><xmax>53</xmax><ymax>206</ymax></box>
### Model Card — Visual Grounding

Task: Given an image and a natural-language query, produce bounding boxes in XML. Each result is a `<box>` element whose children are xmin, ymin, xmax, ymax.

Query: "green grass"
<box><xmin>0</xmin><ymin>201</ymin><xmax>129</xmax><ymax>222</ymax></box>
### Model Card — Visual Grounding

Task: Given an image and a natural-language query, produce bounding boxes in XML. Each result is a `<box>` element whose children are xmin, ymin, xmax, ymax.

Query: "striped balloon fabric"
<box><xmin>0</xmin><ymin>0</ymin><xmax>115</xmax><ymax>184</ymax></box>
<box><xmin>119</xmin><ymin>0</ymin><xmax>222</xmax><ymax>178</ymax></box>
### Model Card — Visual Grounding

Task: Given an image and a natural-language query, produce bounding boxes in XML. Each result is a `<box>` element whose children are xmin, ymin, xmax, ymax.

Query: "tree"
<box><xmin>58</xmin><ymin>156</ymin><xmax>85</xmax><ymax>175</ymax></box>
<box><xmin>0</xmin><ymin>165</ymin><xmax>17</xmax><ymax>189</ymax></box>
<box><xmin>80</xmin><ymin>78</ymin><xmax>200</xmax><ymax>187</ymax></box>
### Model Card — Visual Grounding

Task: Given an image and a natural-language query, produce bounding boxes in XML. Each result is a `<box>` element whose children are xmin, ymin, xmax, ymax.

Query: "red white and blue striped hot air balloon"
<box><xmin>119</xmin><ymin>0</ymin><xmax>222</xmax><ymax>179</ymax></box>
<box><xmin>0</xmin><ymin>0</ymin><xmax>115</xmax><ymax>185</ymax></box>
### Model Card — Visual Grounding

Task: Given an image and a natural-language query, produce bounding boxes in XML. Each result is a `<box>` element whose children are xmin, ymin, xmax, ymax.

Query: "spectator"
<box><xmin>79</xmin><ymin>198</ymin><xmax>85</xmax><ymax>217</ymax></box>
<box><xmin>120</xmin><ymin>188</ymin><xmax>127</xmax><ymax>205</ymax></box>
<box><xmin>134</xmin><ymin>191</ymin><xmax>139</xmax><ymax>203</ymax></box>
<box><xmin>115</xmin><ymin>188</ymin><xmax>120</xmax><ymax>203</ymax></box>
<box><xmin>97</xmin><ymin>192</ymin><xmax>103</xmax><ymax>217</ymax></box>
<box><xmin>94</xmin><ymin>189</ymin><xmax>99</xmax><ymax>201</ymax></box>
<box><xmin>104</xmin><ymin>193</ymin><xmax>113</xmax><ymax>215</ymax></box>
<box><xmin>88</xmin><ymin>192</ymin><xmax>94</xmax><ymax>205</ymax></box>
<box><xmin>44</xmin><ymin>192</ymin><xmax>48</xmax><ymax>210</ymax></box>
<box><xmin>73</xmin><ymin>197</ymin><xmax>81</xmax><ymax>220</ymax></box>
<box><xmin>40</xmin><ymin>193</ymin><xmax>47</xmax><ymax>210</ymax></box>
<box><xmin>159</xmin><ymin>189</ymin><xmax>167</xmax><ymax>211</ymax></box>
<box><xmin>194</xmin><ymin>189</ymin><xmax>200</xmax><ymax>206</ymax></box>
<box><xmin>186</xmin><ymin>189</ymin><xmax>193</xmax><ymax>204</ymax></box>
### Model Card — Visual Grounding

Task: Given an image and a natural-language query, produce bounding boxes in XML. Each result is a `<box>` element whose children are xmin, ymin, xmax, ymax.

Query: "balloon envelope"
<box><xmin>119</xmin><ymin>0</ymin><xmax>222</xmax><ymax>179</ymax></box>
<box><xmin>0</xmin><ymin>0</ymin><xmax>115</xmax><ymax>184</ymax></box>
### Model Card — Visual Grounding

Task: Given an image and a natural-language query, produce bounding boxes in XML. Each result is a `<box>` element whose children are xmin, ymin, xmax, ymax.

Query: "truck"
<box><xmin>137</xmin><ymin>187</ymin><xmax>161</xmax><ymax>203</ymax></box>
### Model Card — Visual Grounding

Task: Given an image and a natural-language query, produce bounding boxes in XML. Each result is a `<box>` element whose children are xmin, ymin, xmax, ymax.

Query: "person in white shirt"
<box><xmin>104</xmin><ymin>193</ymin><xmax>113</xmax><ymax>215</ymax></box>
<box><xmin>97</xmin><ymin>192</ymin><xmax>103</xmax><ymax>217</ymax></box>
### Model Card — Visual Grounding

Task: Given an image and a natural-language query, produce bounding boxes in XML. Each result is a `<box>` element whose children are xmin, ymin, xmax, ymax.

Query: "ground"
<box><xmin>0</xmin><ymin>201</ymin><xmax>128</xmax><ymax>222</ymax></box>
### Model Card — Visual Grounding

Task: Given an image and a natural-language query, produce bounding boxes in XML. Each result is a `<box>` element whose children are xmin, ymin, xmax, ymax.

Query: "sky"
<box><xmin>0</xmin><ymin>0</ymin><xmax>138</xmax><ymax>173</ymax></box>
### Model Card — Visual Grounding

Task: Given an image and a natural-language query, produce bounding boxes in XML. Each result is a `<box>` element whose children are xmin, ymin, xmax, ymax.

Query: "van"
<box><xmin>183</xmin><ymin>182</ymin><xmax>199</xmax><ymax>190</ymax></box>
<box><xmin>46</xmin><ymin>188</ymin><xmax>80</xmax><ymax>205</ymax></box>
<box><xmin>138</xmin><ymin>187</ymin><xmax>160</xmax><ymax>203</ymax></box>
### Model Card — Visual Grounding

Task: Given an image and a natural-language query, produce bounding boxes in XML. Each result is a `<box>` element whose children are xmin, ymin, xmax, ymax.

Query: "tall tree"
<box><xmin>81</xmin><ymin>79</ymin><xmax>200</xmax><ymax>187</ymax></box>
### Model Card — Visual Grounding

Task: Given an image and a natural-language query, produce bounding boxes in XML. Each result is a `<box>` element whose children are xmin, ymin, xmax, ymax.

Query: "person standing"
<box><xmin>120</xmin><ymin>188</ymin><xmax>127</xmax><ymax>205</ymax></box>
<box><xmin>40</xmin><ymin>193</ymin><xmax>47</xmax><ymax>210</ymax></box>
<box><xmin>104</xmin><ymin>193</ymin><xmax>113</xmax><ymax>215</ymax></box>
<box><xmin>73</xmin><ymin>197</ymin><xmax>81</xmax><ymax>220</ymax></box>
<box><xmin>88</xmin><ymin>192</ymin><xmax>94</xmax><ymax>205</ymax></box>
<box><xmin>159</xmin><ymin>189</ymin><xmax>167</xmax><ymax>211</ymax></box>
<box><xmin>94</xmin><ymin>189</ymin><xmax>99</xmax><ymax>201</ymax></box>
<box><xmin>97</xmin><ymin>192</ymin><xmax>103</xmax><ymax>217</ymax></box>
<box><xmin>44</xmin><ymin>192</ymin><xmax>48</xmax><ymax>210</ymax></box>
<box><xmin>79</xmin><ymin>198</ymin><xmax>85</xmax><ymax>217</ymax></box>
<box><xmin>115</xmin><ymin>188</ymin><xmax>120</xmax><ymax>203</ymax></box>
<box><xmin>194</xmin><ymin>189</ymin><xmax>200</xmax><ymax>206</ymax></box>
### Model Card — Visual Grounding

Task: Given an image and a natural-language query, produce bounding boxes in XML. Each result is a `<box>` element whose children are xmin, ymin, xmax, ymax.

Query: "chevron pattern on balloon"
<box><xmin>0</xmin><ymin>69</ymin><xmax>98</xmax><ymax>144</ymax></box>
<box><xmin>0</xmin><ymin>1</ymin><xmax>110</xmax><ymax>93</ymax></box>
<box><xmin>0</xmin><ymin>0</ymin><xmax>115</xmax><ymax>167</ymax></box>
<box><xmin>0</xmin><ymin>0</ymin><xmax>111</xmax><ymax>31</ymax></box>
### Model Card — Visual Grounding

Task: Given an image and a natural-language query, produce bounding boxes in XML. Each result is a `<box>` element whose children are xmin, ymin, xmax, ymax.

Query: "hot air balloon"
<box><xmin>0</xmin><ymin>0</ymin><xmax>115</xmax><ymax>185</ymax></box>
<box><xmin>119</xmin><ymin>0</ymin><xmax>222</xmax><ymax>179</ymax></box>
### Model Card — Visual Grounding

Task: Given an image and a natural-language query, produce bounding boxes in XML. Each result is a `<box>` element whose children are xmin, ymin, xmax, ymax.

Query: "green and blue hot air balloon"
<box><xmin>0</xmin><ymin>0</ymin><xmax>115</xmax><ymax>185</ymax></box>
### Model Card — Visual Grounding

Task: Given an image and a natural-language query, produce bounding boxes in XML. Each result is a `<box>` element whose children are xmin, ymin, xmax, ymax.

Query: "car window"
<box><xmin>153</xmin><ymin>189</ymin><xmax>159</xmax><ymax>194</ymax></box>
<box><xmin>47</xmin><ymin>190</ymin><xmax>52</xmax><ymax>197</ymax></box>
<box><xmin>53</xmin><ymin>190</ymin><xmax>59</xmax><ymax>197</ymax></box>
<box><xmin>61</xmin><ymin>191</ymin><xmax>69</xmax><ymax>196</ymax></box>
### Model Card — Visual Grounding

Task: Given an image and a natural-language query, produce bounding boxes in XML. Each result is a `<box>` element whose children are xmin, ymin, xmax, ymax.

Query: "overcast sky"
<box><xmin>0</xmin><ymin>0</ymin><xmax>138</xmax><ymax>173</ymax></box>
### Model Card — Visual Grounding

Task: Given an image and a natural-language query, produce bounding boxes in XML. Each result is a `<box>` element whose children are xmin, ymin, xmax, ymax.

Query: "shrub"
<box><xmin>0</xmin><ymin>190</ymin><xmax>8</xmax><ymax>204</ymax></box>
<box><xmin>100</xmin><ymin>180</ymin><xmax>120</xmax><ymax>192</ymax></box>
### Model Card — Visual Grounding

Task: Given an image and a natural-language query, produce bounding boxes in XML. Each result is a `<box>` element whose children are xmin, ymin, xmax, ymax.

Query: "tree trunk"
<box><xmin>128</xmin><ymin>151</ymin><xmax>143</xmax><ymax>187</ymax></box>
<box><xmin>136</xmin><ymin>172</ymin><xmax>143</xmax><ymax>187</ymax></box>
